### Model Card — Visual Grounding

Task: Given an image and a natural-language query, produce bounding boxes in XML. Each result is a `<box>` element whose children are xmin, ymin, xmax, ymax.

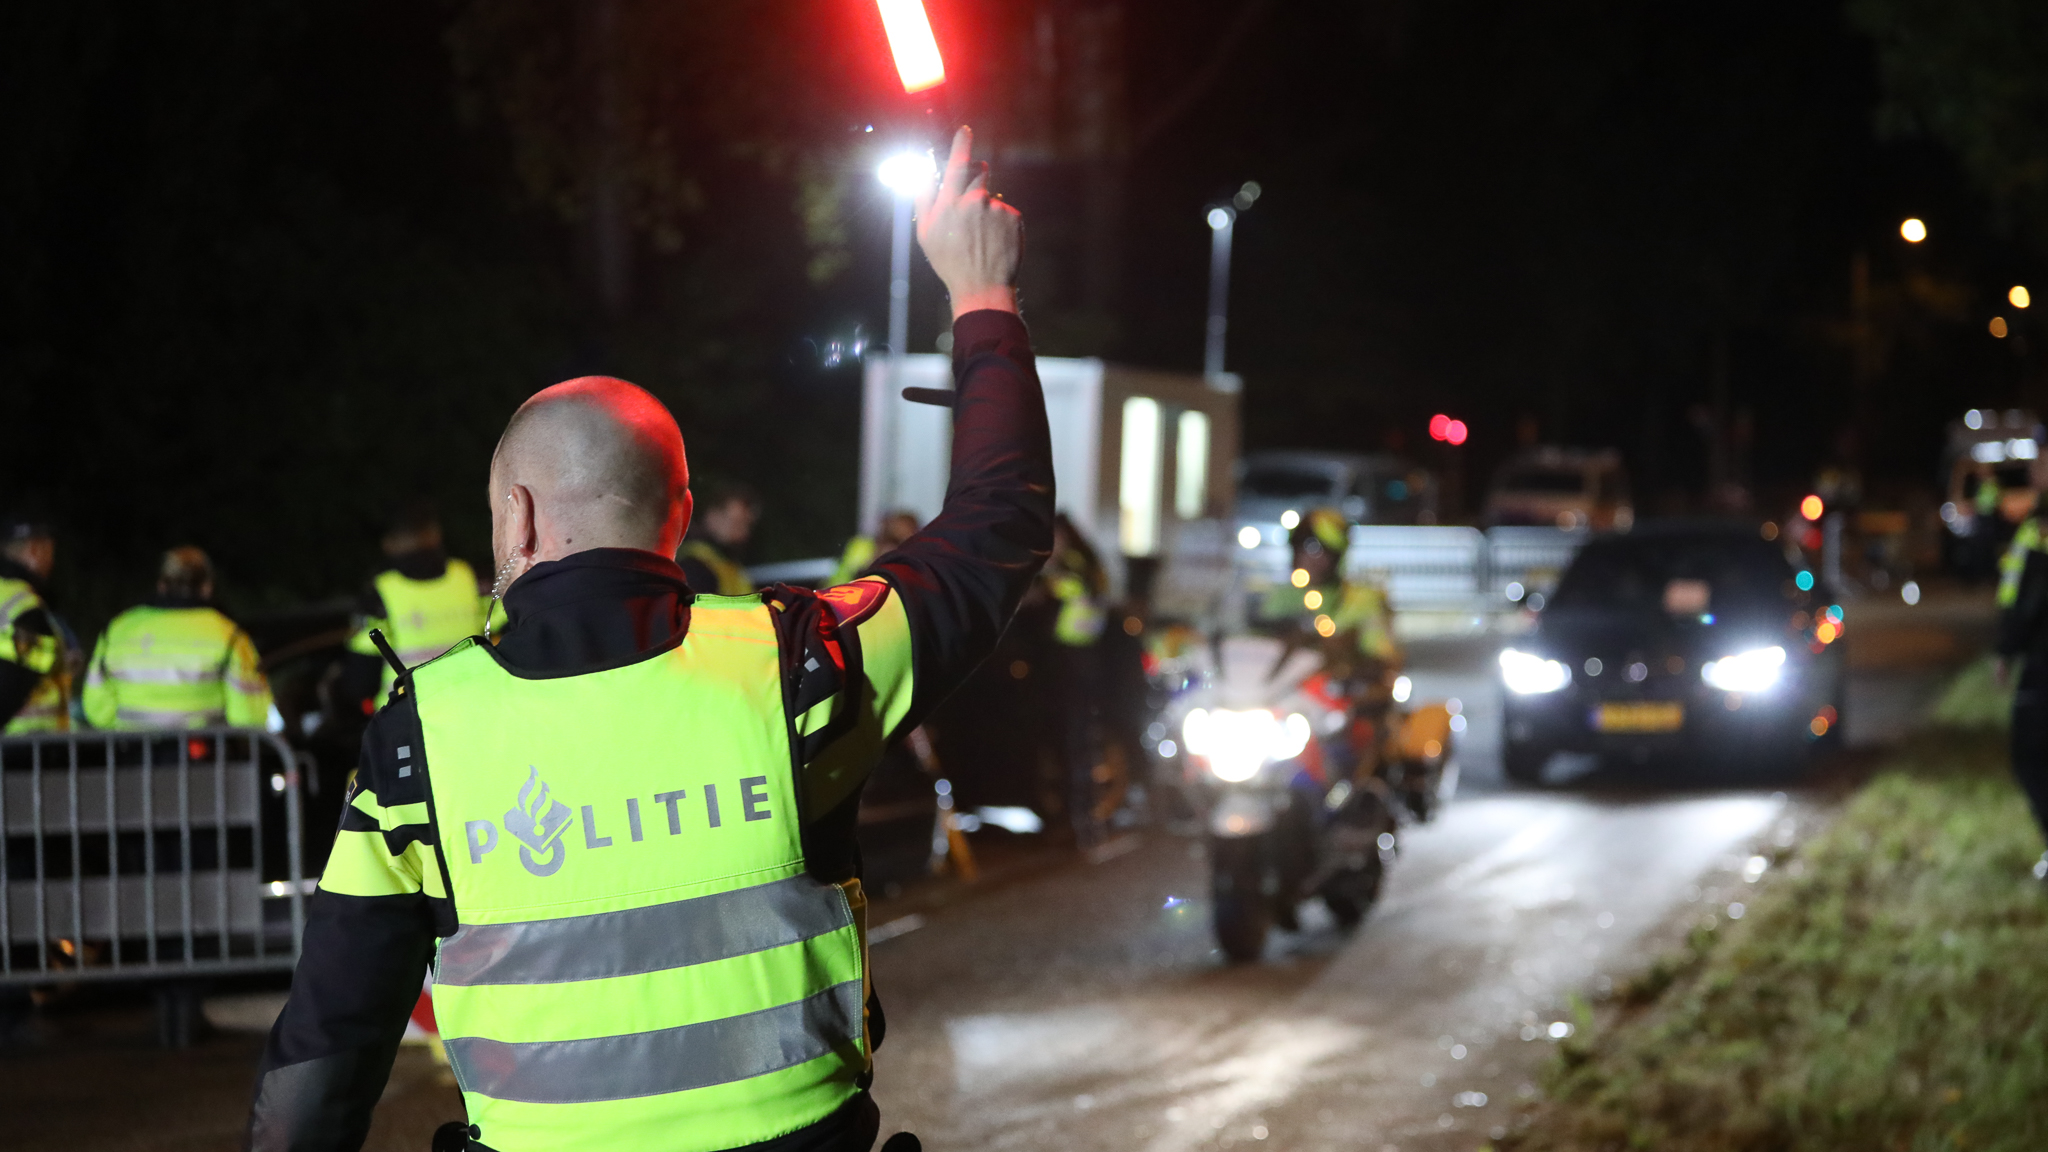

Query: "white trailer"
<box><xmin>860</xmin><ymin>354</ymin><xmax>1242</xmax><ymax>617</ymax></box>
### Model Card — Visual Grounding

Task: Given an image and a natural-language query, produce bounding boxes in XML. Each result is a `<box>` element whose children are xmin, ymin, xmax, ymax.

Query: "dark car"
<box><xmin>1499</xmin><ymin>522</ymin><xmax>1846</xmax><ymax>783</ymax></box>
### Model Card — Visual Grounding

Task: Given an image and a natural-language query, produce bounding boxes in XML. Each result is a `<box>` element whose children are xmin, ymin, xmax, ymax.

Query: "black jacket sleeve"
<box><xmin>868</xmin><ymin>309</ymin><xmax>1055</xmax><ymax>730</ymax></box>
<box><xmin>247</xmin><ymin>699</ymin><xmax>442</xmax><ymax>1152</ymax></box>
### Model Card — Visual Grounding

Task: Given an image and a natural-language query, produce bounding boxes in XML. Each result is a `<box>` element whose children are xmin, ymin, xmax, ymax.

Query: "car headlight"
<box><xmin>1182</xmin><ymin>708</ymin><xmax>1313</xmax><ymax>783</ymax></box>
<box><xmin>1700</xmin><ymin>645</ymin><xmax>1786</xmax><ymax>693</ymax></box>
<box><xmin>1499</xmin><ymin>648</ymin><xmax>1571</xmax><ymax>695</ymax></box>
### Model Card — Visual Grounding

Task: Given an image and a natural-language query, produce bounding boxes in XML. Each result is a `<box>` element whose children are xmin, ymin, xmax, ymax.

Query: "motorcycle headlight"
<box><xmin>1700</xmin><ymin>645</ymin><xmax>1786</xmax><ymax>693</ymax></box>
<box><xmin>1499</xmin><ymin>648</ymin><xmax>1571</xmax><ymax>695</ymax></box>
<box><xmin>1182</xmin><ymin>708</ymin><xmax>1313</xmax><ymax>783</ymax></box>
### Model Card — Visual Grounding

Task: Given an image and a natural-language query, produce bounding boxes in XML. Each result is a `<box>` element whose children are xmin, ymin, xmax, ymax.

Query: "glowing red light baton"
<box><xmin>878</xmin><ymin>0</ymin><xmax>946</xmax><ymax>94</ymax></box>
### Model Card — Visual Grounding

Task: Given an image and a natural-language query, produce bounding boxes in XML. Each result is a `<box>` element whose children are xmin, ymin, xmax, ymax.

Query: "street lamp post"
<box><xmin>887</xmin><ymin>188</ymin><xmax>915</xmax><ymax>376</ymax></box>
<box><xmin>1205</xmin><ymin>206</ymin><xmax>1235</xmax><ymax>380</ymax></box>
<box><xmin>868</xmin><ymin>150</ymin><xmax>939</xmax><ymax>520</ymax></box>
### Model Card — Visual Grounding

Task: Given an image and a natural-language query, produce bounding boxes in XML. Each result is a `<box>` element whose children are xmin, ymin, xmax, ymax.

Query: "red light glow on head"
<box><xmin>1429</xmin><ymin>414</ymin><xmax>1451</xmax><ymax>441</ymax></box>
<box><xmin>877</xmin><ymin>0</ymin><xmax>946</xmax><ymax>94</ymax></box>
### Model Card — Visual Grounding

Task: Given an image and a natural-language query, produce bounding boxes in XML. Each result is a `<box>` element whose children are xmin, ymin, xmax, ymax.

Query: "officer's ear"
<box><xmin>668</xmin><ymin>488</ymin><xmax>694</xmax><ymax>555</ymax></box>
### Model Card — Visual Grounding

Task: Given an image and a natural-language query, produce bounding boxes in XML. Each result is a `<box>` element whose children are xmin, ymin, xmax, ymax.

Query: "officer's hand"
<box><xmin>916</xmin><ymin>126</ymin><xmax>1021</xmax><ymax>318</ymax></box>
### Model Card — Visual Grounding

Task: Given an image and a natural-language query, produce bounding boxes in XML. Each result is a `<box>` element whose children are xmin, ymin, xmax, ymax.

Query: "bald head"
<box><xmin>490</xmin><ymin>377</ymin><xmax>691</xmax><ymax>582</ymax></box>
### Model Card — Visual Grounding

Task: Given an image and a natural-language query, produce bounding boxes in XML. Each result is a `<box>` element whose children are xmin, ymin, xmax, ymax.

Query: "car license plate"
<box><xmin>1594</xmin><ymin>701</ymin><xmax>1685</xmax><ymax>733</ymax></box>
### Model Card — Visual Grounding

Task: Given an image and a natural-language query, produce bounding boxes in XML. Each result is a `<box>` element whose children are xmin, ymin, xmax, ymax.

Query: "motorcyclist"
<box><xmin>1258</xmin><ymin>508</ymin><xmax>1400</xmax><ymax>683</ymax></box>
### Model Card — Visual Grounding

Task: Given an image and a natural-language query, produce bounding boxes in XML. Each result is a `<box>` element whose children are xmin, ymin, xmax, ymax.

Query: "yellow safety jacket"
<box><xmin>2000</xmin><ymin>518</ymin><xmax>2043</xmax><ymax>608</ymax></box>
<box><xmin>678</xmin><ymin>540</ymin><xmax>753</xmax><ymax>597</ymax></box>
<box><xmin>349</xmin><ymin>560</ymin><xmax>487</xmax><ymax>703</ymax></box>
<box><xmin>1260</xmin><ymin>579</ymin><xmax>1400</xmax><ymax>662</ymax></box>
<box><xmin>408</xmin><ymin>595</ymin><xmax>866</xmax><ymax>1152</ymax></box>
<box><xmin>1048</xmin><ymin>572</ymin><xmax>1106</xmax><ymax>647</ymax></box>
<box><xmin>83</xmin><ymin>604</ymin><xmax>271</xmax><ymax>730</ymax></box>
<box><xmin>0</xmin><ymin>576</ymin><xmax>67</xmax><ymax>733</ymax></box>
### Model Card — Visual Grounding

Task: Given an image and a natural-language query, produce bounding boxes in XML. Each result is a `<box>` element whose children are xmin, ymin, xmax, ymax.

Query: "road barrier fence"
<box><xmin>1241</xmin><ymin>524</ymin><xmax>1590</xmax><ymax>613</ymax></box>
<box><xmin>1</xmin><ymin>728</ymin><xmax>306</xmax><ymax>989</ymax></box>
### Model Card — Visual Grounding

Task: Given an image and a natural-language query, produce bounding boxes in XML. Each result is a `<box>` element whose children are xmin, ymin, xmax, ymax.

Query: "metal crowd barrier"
<box><xmin>1485</xmin><ymin>525</ymin><xmax>1590</xmax><ymax>604</ymax></box>
<box><xmin>1236</xmin><ymin>523</ymin><xmax>1592</xmax><ymax>614</ymax></box>
<box><xmin>1344</xmin><ymin>525</ymin><xmax>1490</xmax><ymax>610</ymax></box>
<box><xmin>1</xmin><ymin>728</ymin><xmax>306</xmax><ymax>987</ymax></box>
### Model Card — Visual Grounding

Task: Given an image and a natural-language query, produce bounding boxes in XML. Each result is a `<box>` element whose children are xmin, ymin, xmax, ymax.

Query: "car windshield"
<box><xmin>1549</xmin><ymin>535</ymin><xmax>1794</xmax><ymax>614</ymax></box>
<box><xmin>1498</xmin><ymin>468</ymin><xmax>1588</xmax><ymax>495</ymax></box>
<box><xmin>1241</xmin><ymin>466</ymin><xmax>1338</xmax><ymax>499</ymax></box>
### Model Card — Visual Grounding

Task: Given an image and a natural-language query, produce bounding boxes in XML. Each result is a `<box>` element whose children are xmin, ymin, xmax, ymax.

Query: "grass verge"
<box><xmin>1509</xmin><ymin>728</ymin><xmax>2048</xmax><ymax>1151</ymax></box>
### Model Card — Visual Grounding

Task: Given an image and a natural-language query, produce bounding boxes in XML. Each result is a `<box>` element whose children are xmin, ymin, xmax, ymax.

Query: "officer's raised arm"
<box><xmin>842</xmin><ymin>125</ymin><xmax>1055</xmax><ymax>737</ymax></box>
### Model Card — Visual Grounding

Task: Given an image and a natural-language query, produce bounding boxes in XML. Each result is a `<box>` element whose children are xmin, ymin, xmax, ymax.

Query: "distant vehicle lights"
<box><xmin>1701</xmin><ymin>645</ymin><xmax>1786</xmax><ymax>693</ymax></box>
<box><xmin>1799</xmin><ymin>494</ymin><xmax>1824</xmax><ymax>520</ymax></box>
<box><xmin>1428</xmin><ymin>414</ymin><xmax>1468</xmax><ymax>446</ymax></box>
<box><xmin>2012</xmin><ymin>285</ymin><xmax>2031</xmax><ymax>309</ymax></box>
<box><xmin>1900</xmin><ymin>217</ymin><xmax>1927</xmax><ymax>243</ymax></box>
<box><xmin>1499</xmin><ymin>648</ymin><xmax>1570</xmax><ymax>695</ymax></box>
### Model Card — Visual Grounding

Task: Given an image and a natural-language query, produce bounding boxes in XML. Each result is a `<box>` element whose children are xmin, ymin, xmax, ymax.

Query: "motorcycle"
<box><xmin>1164</xmin><ymin>634</ymin><xmax>1455</xmax><ymax>961</ymax></box>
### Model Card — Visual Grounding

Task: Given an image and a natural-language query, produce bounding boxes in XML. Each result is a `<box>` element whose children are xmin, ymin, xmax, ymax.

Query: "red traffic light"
<box><xmin>1429</xmin><ymin>414</ymin><xmax>1468</xmax><ymax>446</ymax></box>
<box><xmin>877</xmin><ymin>0</ymin><xmax>946</xmax><ymax>94</ymax></box>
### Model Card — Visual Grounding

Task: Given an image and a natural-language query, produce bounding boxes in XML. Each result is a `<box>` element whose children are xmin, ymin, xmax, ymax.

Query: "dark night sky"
<box><xmin>0</xmin><ymin>0</ymin><xmax>2038</xmax><ymax>629</ymax></box>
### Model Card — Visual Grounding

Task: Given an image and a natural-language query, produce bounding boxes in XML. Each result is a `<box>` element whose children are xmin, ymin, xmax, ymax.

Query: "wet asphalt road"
<box><xmin>860</xmin><ymin>600</ymin><xmax>1980</xmax><ymax>1152</ymax></box>
<box><xmin>1</xmin><ymin>595</ymin><xmax>1985</xmax><ymax>1152</ymax></box>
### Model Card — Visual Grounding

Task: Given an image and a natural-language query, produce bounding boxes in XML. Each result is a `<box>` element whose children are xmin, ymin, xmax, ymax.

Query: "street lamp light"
<box><xmin>1900</xmin><ymin>217</ymin><xmax>1927</xmax><ymax>243</ymax></box>
<box><xmin>1205</xmin><ymin>206</ymin><xmax>1236</xmax><ymax>380</ymax></box>
<box><xmin>877</xmin><ymin>149</ymin><xmax>937</xmax><ymax>377</ymax></box>
<box><xmin>1204</xmin><ymin>182</ymin><xmax>1263</xmax><ymax>380</ymax></box>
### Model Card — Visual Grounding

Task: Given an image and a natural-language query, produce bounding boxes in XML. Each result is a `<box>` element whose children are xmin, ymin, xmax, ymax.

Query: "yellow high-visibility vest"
<box><xmin>349</xmin><ymin>560</ymin><xmax>486</xmax><ymax>704</ymax></box>
<box><xmin>0</xmin><ymin>576</ymin><xmax>67</xmax><ymax>733</ymax></box>
<box><xmin>409</xmin><ymin>595</ymin><xmax>865</xmax><ymax>1152</ymax></box>
<box><xmin>83</xmin><ymin>605</ymin><xmax>270</xmax><ymax>730</ymax></box>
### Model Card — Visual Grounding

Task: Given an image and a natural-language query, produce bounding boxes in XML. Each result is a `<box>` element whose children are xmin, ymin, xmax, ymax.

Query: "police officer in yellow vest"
<box><xmin>0</xmin><ymin>516</ymin><xmax>78</xmax><ymax>733</ymax></box>
<box><xmin>676</xmin><ymin>483</ymin><xmax>759</xmax><ymax>596</ymax></box>
<box><xmin>347</xmin><ymin>503</ymin><xmax>489</xmax><ymax>708</ymax></box>
<box><xmin>248</xmin><ymin>127</ymin><xmax>1048</xmax><ymax>1152</ymax></box>
<box><xmin>1258</xmin><ymin>508</ymin><xmax>1401</xmax><ymax>674</ymax></box>
<box><xmin>1995</xmin><ymin>482</ymin><xmax>2048</xmax><ymax>875</ymax></box>
<box><xmin>82</xmin><ymin>547</ymin><xmax>272</xmax><ymax>730</ymax></box>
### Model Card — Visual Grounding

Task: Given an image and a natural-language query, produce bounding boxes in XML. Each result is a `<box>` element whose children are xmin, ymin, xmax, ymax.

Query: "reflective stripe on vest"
<box><xmin>444</xmin><ymin>979</ymin><xmax>863</xmax><ymax>1104</ymax></box>
<box><xmin>2000</xmin><ymin>518</ymin><xmax>2043</xmax><ymax>608</ymax></box>
<box><xmin>116</xmin><ymin>707</ymin><xmax>226</xmax><ymax>728</ymax></box>
<box><xmin>411</xmin><ymin>595</ymin><xmax>864</xmax><ymax>1152</ymax></box>
<box><xmin>105</xmin><ymin>665</ymin><xmax>223</xmax><ymax>684</ymax></box>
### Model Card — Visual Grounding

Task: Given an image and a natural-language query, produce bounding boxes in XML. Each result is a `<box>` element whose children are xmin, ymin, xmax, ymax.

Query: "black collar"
<box><xmin>494</xmin><ymin>548</ymin><xmax>696</xmax><ymax>675</ymax></box>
